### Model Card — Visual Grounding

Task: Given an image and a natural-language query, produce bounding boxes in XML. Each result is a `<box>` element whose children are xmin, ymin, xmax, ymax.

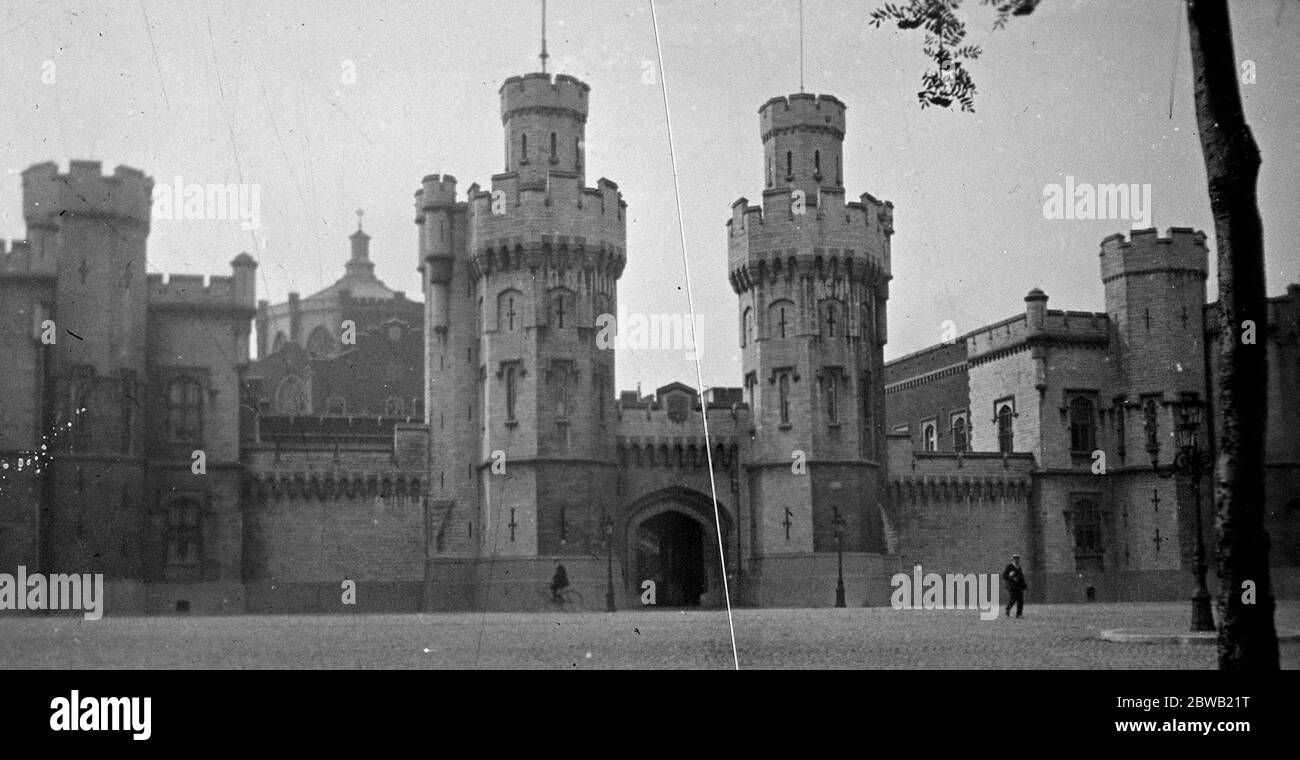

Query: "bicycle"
<box><xmin>540</xmin><ymin>587</ymin><xmax>583</xmax><ymax>611</ymax></box>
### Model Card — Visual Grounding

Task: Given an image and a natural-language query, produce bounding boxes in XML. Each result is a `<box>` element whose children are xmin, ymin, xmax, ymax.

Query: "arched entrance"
<box><xmin>638</xmin><ymin>511</ymin><xmax>706</xmax><ymax>606</ymax></box>
<box><xmin>624</xmin><ymin>488</ymin><xmax>731</xmax><ymax>608</ymax></box>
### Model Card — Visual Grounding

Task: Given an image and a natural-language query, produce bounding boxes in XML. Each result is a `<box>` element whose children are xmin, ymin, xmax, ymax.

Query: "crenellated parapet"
<box><xmin>1099</xmin><ymin>227</ymin><xmax>1207</xmax><ymax>284</ymax></box>
<box><xmin>466</xmin><ymin>174</ymin><xmax>626</xmax><ymax>281</ymax></box>
<box><xmin>760</xmin><ymin>93</ymin><xmax>846</xmax><ymax>141</ymax></box>
<box><xmin>727</xmin><ymin>190</ymin><xmax>893</xmax><ymax>295</ymax></box>
<box><xmin>500</xmin><ymin>73</ymin><xmax>589</xmax><ymax>124</ymax></box>
<box><xmin>22</xmin><ymin>160</ymin><xmax>154</xmax><ymax>228</ymax></box>
<box><xmin>0</xmin><ymin>239</ymin><xmax>56</xmax><ymax>280</ymax></box>
<box><xmin>148</xmin><ymin>255</ymin><xmax>257</xmax><ymax>316</ymax></box>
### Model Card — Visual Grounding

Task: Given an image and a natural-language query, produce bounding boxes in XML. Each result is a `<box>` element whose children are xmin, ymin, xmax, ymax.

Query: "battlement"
<box><xmin>760</xmin><ymin>93</ymin><xmax>846</xmax><ymax>140</ymax></box>
<box><xmin>22</xmin><ymin>160</ymin><xmax>154</xmax><ymax>226</ymax></box>
<box><xmin>416</xmin><ymin>174</ymin><xmax>459</xmax><ymax>207</ymax></box>
<box><xmin>726</xmin><ymin>191</ymin><xmax>893</xmax><ymax>288</ymax></box>
<box><xmin>148</xmin><ymin>266</ymin><xmax>256</xmax><ymax>312</ymax></box>
<box><xmin>468</xmin><ymin>174</ymin><xmax>626</xmax><ymax>264</ymax></box>
<box><xmin>0</xmin><ymin>238</ymin><xmax>55</xmax><ymax>279</ymax></box>
<box><xmin>500</xmin><ymin>72</ymin><xmax>589</xmax><ymax>123</ymax></box>
<box><xmin>1099</xmin><ymin>227</ymin><xmax>1208</xmax><ymax>283</ymax></box>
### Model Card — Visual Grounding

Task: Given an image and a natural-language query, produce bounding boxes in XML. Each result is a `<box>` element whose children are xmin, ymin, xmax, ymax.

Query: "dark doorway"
<box><xmin>636</xmin><ymin>511</ymin><xmax>705</xmax><ymax>606</ymax></box>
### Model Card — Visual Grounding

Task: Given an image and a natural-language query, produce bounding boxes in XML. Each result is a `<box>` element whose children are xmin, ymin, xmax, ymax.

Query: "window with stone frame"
<box><xmin>950</xmin><ymin>410</ymin><xmax>970</xmax><ymax>452</ymax></box>
<box><xmin>164</xmin><ymin>497</ymin><xmax>202</xmax><ymax>582</ymax></box>
<box><xmin>1070</xmin><ymin>494</ymin><xmax>1105</xmax><ymax>556</ymax></box>
<box><xmin>1142</xmin><ymin>397</ymin><xmax>1160</xmax><ymax>452</ymax></box>
<box><xmin>820</xmin><ymin>367</ymin><xmax>843</xmax><ymax>423</ymax></box>
<box><xmin>1113</xmin><ymin>396</ymin><xmax>1128</xmax><ymax>456</ymax></box>
<box><xmin>1068</xmin><ymin>393</ymin><xmax>1098</xmax><ymax>453</ymax></box>
<box><xmin>385</xmin><ymin>397</ymin><xmax>405</xmax><ymax>416</ymax></box>
<box><xmin>548</xmin><ymin>359</ymin><xmax>577</xmax><ymax>421</ymax></box>
<box><xmin>921</xmin><ymin>418</ymin><xmax>938</xmax><ymax>452</ymax></box>
<box><xmin>860</xmin><ymin>371</ymin><xmax>874</xmax><ymax>458</ymax></box>
<box><xmin>306</xmin><ymin>325</ymin><xmax>335</xmax><ymax>358</ymax></box>
<box><xmin>995</xmin><ymin>397</ymin><xmax>1015</xmax><ymax>453</ymax></box>
<box><xmin>778</xmin><ymin>371</ymin><xmax>792</xmax><ymax>426</ymax></box>
<box><xmin>273</xmin><ymin>376</ymin><xmax>307</xmax><ymax>416</ymax></box>
<box><xmin>497</xmin><ymin>289</ymin><xmax>523</xmax><ymax>332</ymax></box>
<box><xmin>168</xmin><ymin>375</ymin><xmax>205</xmax><ymax>442</ymax></box>
<box><xmin>745</xmin><ymin>371</ymin><xmax>759</xmax><ymax>412</ymax></box>
<box><xmin>769</xmin><ymin>299</ymin><xmax>795</xmax><ymax>340</ymax></box>
<box><xmin>820</xmin><ymin>299</ymin><xmax>843</xmax><ymax>338</ymax></box>
<box><xmin>498</xmin><ymin>361</ymin><xmax>523</xmax><ymax>423</ymax></box>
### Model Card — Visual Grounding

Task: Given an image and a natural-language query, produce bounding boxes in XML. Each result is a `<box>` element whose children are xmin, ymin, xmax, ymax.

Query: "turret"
<box><xmin>759</xmin><ymin>93</ymin><xmax>846</xmax><ymax>201</ymax></box>
<box><xmin>500</xmin><ymin>73</ymin><xmax>589</xmax><ymax>186</ymax></box>
<box><xmin>1100</xmin><ymin>227</ymin><xmax>1208</xmax><ymax>394</ymax></box>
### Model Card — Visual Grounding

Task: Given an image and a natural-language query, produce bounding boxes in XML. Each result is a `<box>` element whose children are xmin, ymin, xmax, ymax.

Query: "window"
<box><xmin>770</xmin><ymin>300</ymin><xmax>794</xmax><ymax>339</ymax></box>
<box><xmin>168</xmin><ymin>376</ymin><xmax>204</xmax><ymax>441</ymax></box>
<box><xmin>922</xmin><ymin>419</ymin><xmax>937</xmax><ymax>452</ymax></box>
<box><xmin>822</xmin><ymin>301</ymin><xmax>840</xmax><ymax>337</ymax></box>
<box><xmin>505</xmin><ymin>365</ymin><xmax>518</xmax><ymax>422</ymax></box>
<box><xmin>272</xmin><ymin>332</ymin><xmax>287</xmax><ymax>353</ymax></box>
<box><xmin>778</xmin><ymin>372</ymin><xmax>791</xmax><ymax>425</ymax></box>
<box><xmin>741</xmin><ymin>307</ymin><xmax>754</xmax><ymax>347</ymax></box>
<box><xmin>551</xmin><ymin>361</ymin><xmax>574</xmax><ymax>421</ymax></box>
<box><xmin>951</xmin><ymin>411</ymin><xmax>969</xmax><ymax>452</ymax></box>
<box><xmin>823</xmin><ymin>370</ymin><xmax>840</xmax><ymax>423</ymax></box>
<box><xmin>861</xmin><ymin>372</ymin><xmax>874</xmax><ymax>457</ymax></box>
<box><xmin>786</xmin><ymin>151</ymin><xmax>793</xmax><ymax>177</ymax></box>
<box><xmin>274</xmin><ymin>376</ymin><xmax>307</xmax><ymax>415</ymax></box>
<box><xmin>551</xmin><ymin>292</ymin><xmax>568</xmax><ymax>328</ymax></box>
<box><xmin>1143</xmin><ymin>398</ymin><xmax>1159</xmax><ymax>451</ymax></box>
<box><xmin>521</xmin><ymin>133</ymin><xmax>528</xmax><ymax>162</ymax></box>
<box><xmin>574</xmin><ymin>136</ymin><xmax>582</xmax><ymax>168</ymax></box>
<box><xmin>1069</xmin><ymin>396</ymin><xmax>1097</xmax><ymax>452</ymax></box>
<box><xmin>326</xmin><ymin>394</ymin><xmax>346</xmax><ymax>415</ymax></box>
<box><xmin>121</xmin><ymin>371</ymin><xmax>136</xmax><ymax>453</ymax></box>
<box><xmin>595</xmin><ymin>367</ymin><xmax>608</xmax><ymax>420</ymax></box>
<box><xmin>1071</xmin><ymin>496</ymin><xmax>1104</xmax><ymax>555</ymax></box>
<box><xmin>814</xmin><ymin>150</ymin><xmax>821</xmax><ymax>176</ymax></box>
<box><xmin>1114</xmin><ymin>397</ymin><xmax>1127</xmax><ymax>455</ymax></box>
<box><xmin>996</xmin><ymin>401</ymin><xmax>1014</xmax><ymax>453</ymax></box>
<box><xmin>385</xmin><ymin>397</ymin><xmax>405</xmax><ymax>416</ymax></box>
<box><xmin>745</xmin><ymin>372</ymin><xmax>758</xmax><ymax>410</ymax></box>
<box><xmin>164</xmin><ymin>499</ymin><xmax>202</xmax><ymax>581</ymax></box>
<box><xmin>549</xmin><ymin>132</ymin><xmax>558</xmax><ymax>163</ymax></box>
<box><xmin>498</xmin><ymin>290</ymin><xmax>521</xmax><ymax>331</ymax></box>
<box><xmin>306</xmin><ymin>325</ymin><xmax>334</xmax><ymax>357</ymax></box>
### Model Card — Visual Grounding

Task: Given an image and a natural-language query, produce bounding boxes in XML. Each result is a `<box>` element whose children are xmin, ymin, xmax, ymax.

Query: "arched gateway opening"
<box><xmin>624</xmin><ymin>488</ymin><xmax>730</xmax><ymax>608</ymax></box>
<box><xmin>638</xmin><ymin>511</ymin><xmax>706</xmax><ymax>606</ymax></box>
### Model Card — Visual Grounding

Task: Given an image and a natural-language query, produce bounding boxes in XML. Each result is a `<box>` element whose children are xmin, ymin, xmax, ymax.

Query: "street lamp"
<box><xmin>603</xmin><ymin>515</ymin><xmax>616</xmax><ymax>612</ymax></box>
<box><xmin>833</xmin><ymin>507</ymin><xmax>846</xmax><ymax>608</ymax></box>
<box><xmin>1147</xmin><ymin>394</ymin><xmax>1215</xmax><ymax>632</ymax></box>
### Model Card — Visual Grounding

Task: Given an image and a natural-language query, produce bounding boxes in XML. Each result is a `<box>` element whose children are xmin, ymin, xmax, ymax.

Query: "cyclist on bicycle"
<box><xmin>550</xmin><ymin>563</ymin><xmax>569</xmax><ymax>604</ymax></box>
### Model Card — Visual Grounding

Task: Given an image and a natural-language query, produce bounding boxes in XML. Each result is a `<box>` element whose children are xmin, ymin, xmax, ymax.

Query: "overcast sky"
<box><xmin>3</xmin><ymin>0</ymin><xmax>1297</xmax><ymax>394</ymax></box>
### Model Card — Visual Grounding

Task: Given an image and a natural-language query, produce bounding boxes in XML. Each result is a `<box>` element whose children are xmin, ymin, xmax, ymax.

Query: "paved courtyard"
<box><xmin>1</xmin><ymin>602</ymin><xmax>1297</xmax><ymax>669</ymax></box>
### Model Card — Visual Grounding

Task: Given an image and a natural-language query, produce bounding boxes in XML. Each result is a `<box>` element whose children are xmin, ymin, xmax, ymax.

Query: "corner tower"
<box><xmin>419</xmin><ymin>72</ymin><xmax>627</xmax><ymax>608</ymax></box>
<box><xmin>728</xmin><ymin>93</ymin><xmax>894</xmax><ymax>605</ymax></box>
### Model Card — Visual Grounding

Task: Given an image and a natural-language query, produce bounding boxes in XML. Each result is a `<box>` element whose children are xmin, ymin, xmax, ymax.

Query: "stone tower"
<box><xmin>23</xmin><ymin>162</ymin><xmax>154</xmax><ymax>579</ymax></box>
<box><xmin>728</xmin><ymin>93</ymin><xmax>895</xmax><ymax>604</ymax></box>
<box><xmin>418</xmin><ymin>72</ymin><xmax>627</xmax><ymax>608</ymax></box>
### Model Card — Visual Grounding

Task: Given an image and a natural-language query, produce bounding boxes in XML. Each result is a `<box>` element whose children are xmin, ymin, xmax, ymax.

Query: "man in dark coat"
<box><xmin>550</xmin><ymin>563</ymin><xmax>569</xmax><ymax>604</ymax></box>
<box><xmin>1002</xmin><ymin>554</ymin><xmax>1027</xmax><ymax>618</ymax></box>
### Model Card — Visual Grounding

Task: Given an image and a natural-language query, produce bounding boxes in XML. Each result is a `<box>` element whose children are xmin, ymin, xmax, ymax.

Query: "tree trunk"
<box><xmin>1186</xmin><ymin>0</ymin><xmax>1278</xmax><ymax>670</ymax></box>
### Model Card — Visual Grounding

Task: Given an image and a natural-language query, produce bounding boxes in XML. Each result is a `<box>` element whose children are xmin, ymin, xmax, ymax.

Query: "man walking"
<box><xmin>1002</xmin><ymin>554</ymin><xmax>1027</xmax><ymax>618</ymax></box>
<box><xmin>550</xmin><ymin>562</ymin><xmax>569</xmax><ymax>605</ymax></box>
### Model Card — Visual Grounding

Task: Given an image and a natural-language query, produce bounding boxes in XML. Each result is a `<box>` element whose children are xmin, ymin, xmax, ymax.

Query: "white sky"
<box><xmin>3</xmin><ymin>0</ymin><xmax>1297</xmax><ymax>393</ymax></box>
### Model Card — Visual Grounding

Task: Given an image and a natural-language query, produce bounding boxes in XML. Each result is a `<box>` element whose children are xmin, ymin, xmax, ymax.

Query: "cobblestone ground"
<box><xmin>1</xmin><ymin>602</ymin><xmax>1297</xmax><ymax>669</ymax></box>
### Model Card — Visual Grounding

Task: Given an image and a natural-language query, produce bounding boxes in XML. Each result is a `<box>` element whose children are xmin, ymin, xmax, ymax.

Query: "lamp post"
<box><xmin>603</xmin><ymin>515</ymin><xmax>616</xmax><ymax>612</ymax></box>
<box><xmin>1147</xmin><ymin>395</ymin><xmax>1215</xmax><ymax>632</ymax></box>
<box><xmin>833</xmin><ymin>507</ymin><xmax>847</xmax><ymax>608</ymax></box>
